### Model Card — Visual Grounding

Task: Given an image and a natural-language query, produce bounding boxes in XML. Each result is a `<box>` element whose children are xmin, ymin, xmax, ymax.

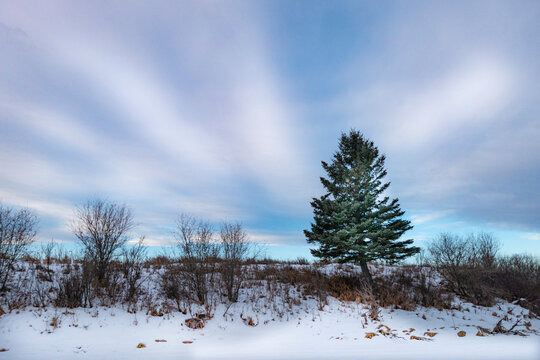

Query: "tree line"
<box><xmin>0</xmin><ymin>199</ymin><xmax>254</xmax><ymax>306</ymax></box>
<box><xmin>0</xmin><ymin>129</ymin><xmax>538</xmax><ymax>316</ymax></box>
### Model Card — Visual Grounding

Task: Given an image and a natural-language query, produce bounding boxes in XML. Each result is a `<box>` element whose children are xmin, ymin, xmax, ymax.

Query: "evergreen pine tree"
<box><xmin>304</xmin><ymin>130</ymin><xmax>419</xmax><ymax>287</ymax></box>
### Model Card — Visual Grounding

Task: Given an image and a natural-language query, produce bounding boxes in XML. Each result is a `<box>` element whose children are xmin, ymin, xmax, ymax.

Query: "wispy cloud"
<box><xmin>325</xmin><ymin>2</ymin><xmax>540</xmax><ymax>233</ymax></box>
<box><xmin>410</xmin><ymin>211</ymin><xmax>453</xmax><ymax>226</ymax></box>
<box><xmin>523</xmin><ymin>233</ymin><xmax>540</xmax><ymax>242</ymax></box>
<box><xmin>0</xmin><ymin>1</ymin><xmax>314</xmax><ymax>246</ymax></box>
<box><xmin>381</xmin><ymin>54</ymin><xmax>516</xmax><ymax>149</ymax></box>
<box><xmin>247</xmin><ymin>230</ymin><xmax>305</xmax><ymax>247</ymax></box>
<box><xmin>0</xmin><ymin>1</ymin><xmax>539</xmax><ymax>254</ymax></box>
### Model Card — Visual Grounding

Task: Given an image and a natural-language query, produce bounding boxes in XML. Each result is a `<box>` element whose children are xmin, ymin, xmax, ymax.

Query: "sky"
<box><xmin>1</xmin><ymin>1</ymin><xmax>539</xmax><ymax>259</ymax></box>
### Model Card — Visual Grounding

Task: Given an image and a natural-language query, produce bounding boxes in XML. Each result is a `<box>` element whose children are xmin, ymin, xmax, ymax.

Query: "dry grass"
<box><xmin>1</xmin><ymin>251</ymin><xmax>537</xmax><ymax>317</ymax></box>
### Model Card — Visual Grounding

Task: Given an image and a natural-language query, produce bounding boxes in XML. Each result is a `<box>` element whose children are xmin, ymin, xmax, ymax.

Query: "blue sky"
<box><xmin>1</xmin><ymin>1</ymin><xmax>539</xmax><ymax>259</ymax></box>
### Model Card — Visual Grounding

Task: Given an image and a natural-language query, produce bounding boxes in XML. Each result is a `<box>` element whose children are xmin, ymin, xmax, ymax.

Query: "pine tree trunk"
<box><xmin>359</xmin><ymin>259</ymin><xmax>374</xmax><ymax>290</ymax></box>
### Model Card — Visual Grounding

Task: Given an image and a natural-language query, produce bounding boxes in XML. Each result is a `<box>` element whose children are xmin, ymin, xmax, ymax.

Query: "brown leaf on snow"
<box><xmin>365</xmin><ymin>332</ymin><xmax>378</xmax><ymax>339</ymax></box>
<box><xmin>424</xmin><ymin>332</ymin><xmax>437</xmax><ymax>337</ymax></box>
<box><xmin>0</xmin><ymin>348</ymin><xmax>9</xmax><ymax>352</ymax></box>
<box><xmin>149</xmin><ymin>308</ymin><xmax>164</xmax><ymax>317</ymax></box>
<box><xmin>242</xmin><ymin>316</ymin><xmax>257</xmax><ymax>327</ymax></box>
<box><xmin>410</xmin><ymin>335</ymin><xmax>426</xmax><ymax>341</ymax></box>
<box><xmin>183</xmin><ymin>341</ymin><xmax>193</xmax><ymax>344</ymax></box>
<box><xmin>457</xmin><ymin>331</ymin><xmax>467</xmax><ymax>337</ymax></box>
<box><xmin>136</xmin><ymin>343</ymin><xmax>146</xmax><ymax>348</ymax></box>
<box><xmin>185</xmin><ymin>318</ymin><xmax>205</xmax><ymax>329</ymax></box>
<box><xmin>155</xmin><ymin>339</ymin><xmax>167</xmax><ymax>342</ymax></box>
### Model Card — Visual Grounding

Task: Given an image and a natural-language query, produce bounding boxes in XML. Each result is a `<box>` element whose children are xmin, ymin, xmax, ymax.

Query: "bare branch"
<box><xmin>71</xmin><ymin>199</ymin><xmax>134</xmax><ymax>282</ymax></box>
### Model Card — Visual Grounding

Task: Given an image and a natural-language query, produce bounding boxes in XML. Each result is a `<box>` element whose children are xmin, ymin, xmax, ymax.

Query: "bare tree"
<box><xmin>175</xmin><ymin>214</ymin><xmax>219</xmax><ymax>305</ymax></box>
<box><xmin>427</xmin><ymin>232</ymin><xmax>500</xmax><ymax>305</ymax></box>
<box><xmin>72</xmin><ymin>199</ymin><xmax>134</xmax><ymax>283</ymax></box>
<box><xmin>120</xmin><ymin>237</ymin><xmax>147</xmax><ymax>302</ymax></box>
<box><xmin>39</xmin><ymin>239</ymin><xmax>57</xmax><ymax>282</ymax></box>
<box><xmin>41</xmin><ymin>240</ymin><xmax>56</xmax><ymax>265</ymax></box>
<box><xmin>470</xmin><ymin>232</ymin><xmax>500</xmax><ymax>269</ymax></box>
<box><xmin>220</xmin><ymin>222</ymin><xmax>250</xmax><ymax>302</ymax></box>
<box><xmin>0</xmin><ymin>203</ymin><xmax>38</xmax><ymax>291</ymax></box>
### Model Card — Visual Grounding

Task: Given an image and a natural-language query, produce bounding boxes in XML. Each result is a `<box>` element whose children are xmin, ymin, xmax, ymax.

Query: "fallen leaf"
<box><xmin>185</xmin><ymin>318</ymin><xmax>204</xmax><ymax>329</ymax></box>
<box><xmin>0</xmin><ymin>348</ymin><xmax>9</xmax><ymax>352</ymax></box>
<box><xmin>457</xmin><ymin>331</ymin><xmax>466</xmax><ymax>337</ymax></box>
<box><xmin>410</xmin><ymin>335</ymin><xmax>426</xmax><ymax>341</ymax></box>
<box><xmin>365</xmin><ymin>332</ymin><xmax>377</xmax><ymax>339</ymax></box>
<box><xmin>149</xmin><ymin>309</ymin><xmax>164</xmax><ymax>317</ymax></box>
<box><xmin>183</xmin><ymin>341</ymin><xmax>193</xmax><ymax>344</ymax></box>
<box><xmin>424</xmin><ymin>332</ymin><xmax>437</xmax><ymax>337</ymax></box>
<box><xmin>155</xmin><ymin>339</ymin><xmax>167</xmax><ymax>343</ymax></box>
<box><xmin>136</xmin><ymin>343</ymin><xmax>146</xmax><ymax>348</ymax></box>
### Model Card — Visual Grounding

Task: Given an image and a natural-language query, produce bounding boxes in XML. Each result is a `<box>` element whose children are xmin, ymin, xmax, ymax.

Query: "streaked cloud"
<box><xmin>410</xmin><ymin>211</ymin><xmax>454</xmax><ymax>226</ymax></box>
<box><xmin>0</xmin><ymin>1</ymin><xmax>539</xmax><ymax>255</ymax></box>
<box><xmin>523</xmin><ymin>233</ymin><xmax>540</xmax><ymax>242</ymax></box>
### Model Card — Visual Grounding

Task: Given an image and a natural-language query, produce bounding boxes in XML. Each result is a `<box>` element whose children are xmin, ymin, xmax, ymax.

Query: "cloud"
<box><xmin>523</xmin><ymin>233</ymin><xmax>540</xmax><ymax>242</ymax></box>
<box><xmin>381</xmin><ymin>54</ymin><xmax>516</xmax><ymax>149</ymax></box>
<box><xmin>247</xmin><ymin>230</ymin><xmax>305</xmax><ymax>247</ymax></box>
<box><xmin>0</xmin><ymin>1</ymin><xmax>539</xmax><ymax>255</ymax></box>
<box><xmin>0</xmin><ymin>189</ymin><xmax>73</xmax><ymax>221</ymax></box>
<box><xmin>410</xmin><ymin>211</ymin><xmax>453</xmax><ymax>226</ymax></box>
<box><xmin>323</xmin><ymin>2</ymin><xmax>540</xmax><ymax>233</ymax></box>
<box><xmin>0</xmin><ymin>1</ymin><xmax>316</xmax><ymax>247</ymax></box>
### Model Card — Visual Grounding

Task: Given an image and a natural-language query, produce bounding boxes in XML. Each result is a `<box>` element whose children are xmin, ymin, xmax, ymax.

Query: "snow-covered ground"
<box><xmin>1</xmin><ymin>261</ymin><xmax>539</xmax><ymax>359</ymax></box>
<box><xmin>1</xmin><ymin>298</ymin><xmax>538</xmax><ymax>359</ymax></box>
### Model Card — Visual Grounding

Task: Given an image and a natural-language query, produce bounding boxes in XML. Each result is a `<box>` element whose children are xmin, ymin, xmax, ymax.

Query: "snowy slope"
<box><xmin>1</xmin><ymin>261</ymin><xmax>539</xmax><ymax>359</ymax></box>
<box><xmin>1</xmin><ymin>298</ymin><xmax>538</xmax><ymax>359</ymax></box>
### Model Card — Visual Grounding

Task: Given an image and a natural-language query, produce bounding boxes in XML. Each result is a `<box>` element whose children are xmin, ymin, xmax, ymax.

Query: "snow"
<box><xmin>1</xmin><ymin>262</ymin><xmax>539</xmax><ymax>359</ymax></box>
<box><xmin>1</xmin><ymin>298</ymin><xmax>539</xmax><ymax>359</ymax></box>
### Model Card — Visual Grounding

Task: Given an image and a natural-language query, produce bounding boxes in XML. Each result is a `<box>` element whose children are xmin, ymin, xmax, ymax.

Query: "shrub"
<box><xmin>220</xmin><ymin>223</ymin><xmax>251</xmax><ymax>302</ymax></box>
<box><xmin>374</xmin><ymin>267</ymin><xmax>453</xmax><ymax>310</ymax></box>
<box><xmin>160</xmin><ymin>264</ymin><xmax>186</xmax><ymax>311</ymax></box>
<box><xmin>0</xmin><ymin>204</ymin><xmax>38</xmax><ymax>291</ymax></box>
<box><xmin>120</xmin><ymin>238</ymin><xmax>147</xmax><ymax>302</ymax></box>
<box><xmin>326</xmin><ymin>273</ymin><xmax>370</xmax><ymax>303</ymax></box>
<box><xmin>55</xmin><ymin>262</ymin><xmax>93</xmax><ymax>308</ymax></box>
<box><xmin>427</xmin><ymin>232</ymin><xmax>500</xmax><ymax>306</ymax></box>
<box><xmin>494</xmin><ymin>254</ymin><xmax>540</xmax><ymax>315</ymax></box>
<box><xmin>175</xmin><ymin>214</ymin><xmax>219</xmax><ymax>305</ymax></box>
